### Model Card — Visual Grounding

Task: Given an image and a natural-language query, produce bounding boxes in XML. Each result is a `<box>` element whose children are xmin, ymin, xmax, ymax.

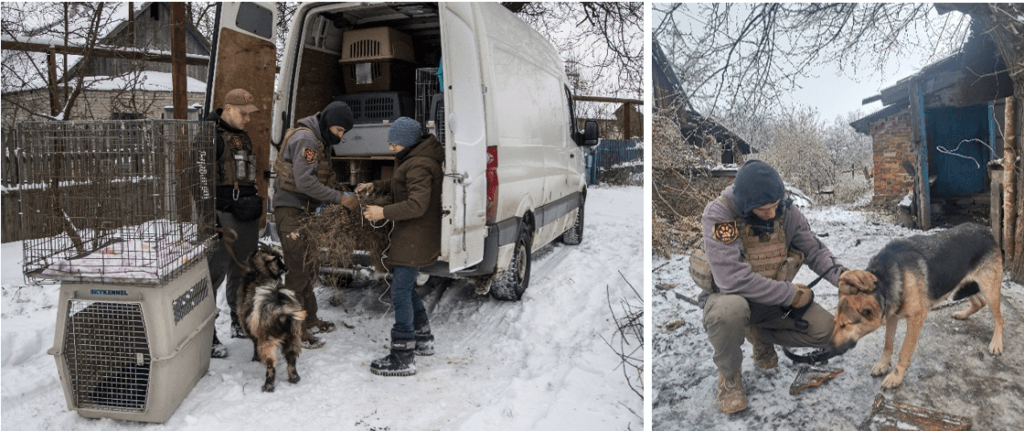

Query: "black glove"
<box><xmin>783</xmin><ymin>289</ymin><xmax>815</xmax><ymax>330</ymax></box>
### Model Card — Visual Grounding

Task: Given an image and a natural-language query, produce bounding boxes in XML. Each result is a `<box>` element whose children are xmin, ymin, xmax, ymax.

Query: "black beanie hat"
<box><xmin>733</xmin><ymin>160</ymin><xmax>786</xmax><ymax>215</ymax></box>
<box><xmin>318</xmin><ymin>101</ymin><xmax>355</xmax><ymax>147</ymax></box>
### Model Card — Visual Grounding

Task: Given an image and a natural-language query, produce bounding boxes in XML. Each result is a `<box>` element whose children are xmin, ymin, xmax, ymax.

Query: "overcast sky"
<box><xmin>654</xmin><ymin>3</ymin><xmax>969</xmax><ymax>123</ymax></box>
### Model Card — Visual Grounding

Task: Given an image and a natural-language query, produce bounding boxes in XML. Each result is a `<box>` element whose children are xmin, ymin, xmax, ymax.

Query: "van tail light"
<box><xmin>486</xmin><ymin>146</ymin><xmax>498</xmax><ymax>223</ymax></box>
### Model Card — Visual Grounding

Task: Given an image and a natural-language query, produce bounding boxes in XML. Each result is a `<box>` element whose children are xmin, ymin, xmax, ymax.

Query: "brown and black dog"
<box><xmin>236</xmin><ymin>243</ymin><xmax>307</xmax><ymax>392</ymax></box>
<box><xmin>827</xmin><ymin>222</ymin><xmax>1004</xmax><ymax>388</ymax></box>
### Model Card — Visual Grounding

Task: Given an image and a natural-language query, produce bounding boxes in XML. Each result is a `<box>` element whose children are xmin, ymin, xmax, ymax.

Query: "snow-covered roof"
<box><xmin>5</xmin><ymin>71</ymin><xmax>206</xmax><ymax>94</ymax></box>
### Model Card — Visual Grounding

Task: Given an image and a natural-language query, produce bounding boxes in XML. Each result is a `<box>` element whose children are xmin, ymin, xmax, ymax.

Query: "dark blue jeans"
<box><xmin>391</xmin><ymin>266</ymin><xmax>429</xmax><ymax>337</ymax></box>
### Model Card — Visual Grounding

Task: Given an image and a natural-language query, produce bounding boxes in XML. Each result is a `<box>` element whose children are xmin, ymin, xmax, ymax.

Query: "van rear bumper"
<box><xmin>421</xmin><ymin>223</ymin><xmax>504</xmax><ymax>277</ymax></box>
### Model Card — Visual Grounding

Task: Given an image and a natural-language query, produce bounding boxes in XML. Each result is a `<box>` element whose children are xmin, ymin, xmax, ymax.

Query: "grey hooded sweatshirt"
<box><xmin>699</xmin><ymin>185</ymin><xmax>843</xmax><ymax>306</ymax></box>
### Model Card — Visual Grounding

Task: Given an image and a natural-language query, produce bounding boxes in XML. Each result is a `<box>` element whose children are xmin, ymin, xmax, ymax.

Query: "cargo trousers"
<box><xmin>208</xmin><ymin>210</ymin><xmax>260</xmax><ymax>317</ymax></box>
<box><xmin>702</xmin><ymin>293</ymin><xmax>834</xmax><ymax>377</ymax></box>
<box><xmin>274</xmin><ymin>206</ymin><xmax>320</xmax><ymax>323</ymax></box>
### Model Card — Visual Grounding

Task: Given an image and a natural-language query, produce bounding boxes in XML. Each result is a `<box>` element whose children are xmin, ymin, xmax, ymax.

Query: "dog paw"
<box><xmin>951</xmin><ymin>310</ymin><xmax>970</xmax><ymax>320</ymax></box>
<box><xmin>990</xmin><ymin>340</ymin><xmax>1004</xmax><ymax>356</ymax></box>
<box><xmin>262</xmin><ymin>383</ymin><xmax>275</xmax><ymax>393</ymax></box>
<box><xmin>288</xmin><ymin>374</ymin><xmax>300</xmax><ymax>384</ymax></box>
<box><xmin>881</xmin><ymin>372</ymin><xmax>904</xmax><ymax>389</ymax></box>
<box><xmin>871</xmin><ymin>361</ymin><xmax>891</xmax><ymax>377</ymax></box>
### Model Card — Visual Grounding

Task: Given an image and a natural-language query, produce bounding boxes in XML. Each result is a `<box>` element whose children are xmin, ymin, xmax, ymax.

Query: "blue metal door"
<box><xmin>926</xmin><ymin>104</ymin><xmax>991</xmax><ymax>197</ymax></box>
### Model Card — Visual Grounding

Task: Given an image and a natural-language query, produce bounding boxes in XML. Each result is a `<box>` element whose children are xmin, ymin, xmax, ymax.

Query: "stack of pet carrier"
<box><xmin>18</xmin><ymin>120</ymin><xmax>218</xmax><ymax>423</ymax></box>
<box><xmin>335</xmin><ymin>26</ymin><xmax>442</xmax><ymax>156</ymax></box>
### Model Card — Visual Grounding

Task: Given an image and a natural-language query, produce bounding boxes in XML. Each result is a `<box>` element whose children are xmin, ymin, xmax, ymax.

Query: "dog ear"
<box><xmin>839</xmin><ymin>270</ymin><xmax>877</xmax><ymax>295</ymax></box>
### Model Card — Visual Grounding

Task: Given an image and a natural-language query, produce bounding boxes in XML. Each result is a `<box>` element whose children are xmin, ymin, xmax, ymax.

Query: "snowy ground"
<box><xmin>653</xmin><ymin>204</ymin><xmax>1024</xmax><ymax>431</ymax></box>
<box><xmin>1</xmin><ymin>187</ymin><xmax>643</xmax><ymax>430</ymax></box>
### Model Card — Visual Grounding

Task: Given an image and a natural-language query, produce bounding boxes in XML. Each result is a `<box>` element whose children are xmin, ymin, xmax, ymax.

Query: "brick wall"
<box><xmin>869</xmin><ymin>110</ymin><xmax>916</xmax><ymax>204</ymax></box>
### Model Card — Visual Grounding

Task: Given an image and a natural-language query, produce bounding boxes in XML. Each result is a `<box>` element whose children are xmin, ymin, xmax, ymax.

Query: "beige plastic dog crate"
<box><xmin>16</xmin><ymin>120</ymin><xmax>218</xmax><ymax>423</ymax></box>
<box><xmin>47</xmin><ymin>258</ymin><xmax>217</xmax><ymax>423</ymax></box>
<box><xmin>338</xmin><ymin>26</ymin><xmax>416</xmax><ymax>64</ymax></box>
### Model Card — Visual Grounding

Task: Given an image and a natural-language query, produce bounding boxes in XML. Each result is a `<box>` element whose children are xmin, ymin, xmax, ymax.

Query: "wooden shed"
<box><xmin>653</xmin><ymin>39</ymin><xmax>753</xmax><ymax>166</ymax></box>
<box><xmin>850</xmin><ymin>31</ymin><xmax>1013</xmax><ymax>229</ymax></box>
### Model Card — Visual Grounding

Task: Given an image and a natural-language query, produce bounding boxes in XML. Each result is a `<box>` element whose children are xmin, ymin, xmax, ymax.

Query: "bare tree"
<box><xmin>505</xmin><ymin>2</ymin><xmax>643</xmax><ymax>99</ymax></box>
<box><xmin>2</xmin><ymin>2</ymin><xmax>118</xmax><ymax>121</ymax></box>
<box><xmin>275</xmin><ymin>2</ymin><xmax>299</xmax><ymax>67</ymax></box>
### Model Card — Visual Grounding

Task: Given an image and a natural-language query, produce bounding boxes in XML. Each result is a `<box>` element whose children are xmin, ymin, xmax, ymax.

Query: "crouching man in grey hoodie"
<box><xmin>692</xmin><ymin>160</ymin><xmax>846</xmax><ymax>414</ymax></box>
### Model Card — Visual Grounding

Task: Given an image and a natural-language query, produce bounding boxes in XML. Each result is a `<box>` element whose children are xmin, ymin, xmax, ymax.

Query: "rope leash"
<box><xmin>355</xmin><ymin>188</ymin><xmax>397</xmax><ymax>314</ymax></box>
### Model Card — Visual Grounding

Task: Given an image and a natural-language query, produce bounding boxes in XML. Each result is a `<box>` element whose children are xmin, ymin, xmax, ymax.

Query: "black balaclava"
<box><xmin>733</xmin><ymin>160</ymin><xmax>786</xmax><ymax>235</ymax></box>
<box><xmin>317</xmin><ymin>101</ymin><xmax>355</xmax><ymax>147</ymax></box>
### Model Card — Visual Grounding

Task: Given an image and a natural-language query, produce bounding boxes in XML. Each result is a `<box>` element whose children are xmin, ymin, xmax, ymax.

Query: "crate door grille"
<box><xmin>364</xmin><ymin>97</ymin><xmax>397</xmax><ymax>120</ymax></box>
<box><xmin>64</xmin><ymin>300</ymin><xmax>150</xmax><ymax>412</ymax></box>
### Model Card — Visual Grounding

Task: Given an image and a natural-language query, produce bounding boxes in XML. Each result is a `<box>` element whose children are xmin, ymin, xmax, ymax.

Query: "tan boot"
<box><xmin>746</xmin><ymin>327</ymin><xmax>778</xmax><ymax>370</ymax></box>
<box><xmin>716</xmin><ymin>372</ymin><xmax>748</xmax><ymax>414</ymax></box>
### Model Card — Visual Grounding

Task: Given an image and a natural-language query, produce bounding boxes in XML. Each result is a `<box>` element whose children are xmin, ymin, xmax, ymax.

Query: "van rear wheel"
<box><xmin>489</xmin><ymin>223</ymin><xmax>532</xmax><ymax>301</ymax></box>
<box><xmin>561</xmin><ymin>199</ymin><xmax>584</xmax><ymax>245</ymax></box>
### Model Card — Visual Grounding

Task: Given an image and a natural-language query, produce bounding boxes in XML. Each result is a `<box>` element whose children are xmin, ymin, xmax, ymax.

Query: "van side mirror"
<box><xmin>581</xmin><ymin>120</ymin><xmax>599</xmax><ymax>147</ymax></box>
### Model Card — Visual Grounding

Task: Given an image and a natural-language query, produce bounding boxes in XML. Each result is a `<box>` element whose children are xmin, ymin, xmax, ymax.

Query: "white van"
<box><xmin>205</xmin><ymin>2</ymin><xmax>599</xmax><ymax>301</ymax></box>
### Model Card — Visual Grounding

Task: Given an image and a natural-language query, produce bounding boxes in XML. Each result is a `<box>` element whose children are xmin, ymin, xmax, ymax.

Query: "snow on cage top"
<box><xmin>14</xmin><ymin>119</ymin><xmax>217</xmax><ymax>285</ymax></box>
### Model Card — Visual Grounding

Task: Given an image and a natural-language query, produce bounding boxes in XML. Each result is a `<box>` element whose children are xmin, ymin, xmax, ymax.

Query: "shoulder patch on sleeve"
<box><xmin>302</xmin><ymin>147</ymin><xmax>317</xmax><ymax>164</ymax></box>
<box><xmin>713</xmin><ymin>221</ymin><xmax>738</xmax><ymax>244</ymax></box>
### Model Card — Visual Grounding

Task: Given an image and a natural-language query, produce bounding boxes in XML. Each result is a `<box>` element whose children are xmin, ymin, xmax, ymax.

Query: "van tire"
<box><xmin>489</xmin><ymin>223</ymin><xmax>532</xmax><ymax>301</ymax></box>
<box><xmin>561</xmin><ymin>200</ymin><xmax>584</xmax><ymax>245</ymax></box>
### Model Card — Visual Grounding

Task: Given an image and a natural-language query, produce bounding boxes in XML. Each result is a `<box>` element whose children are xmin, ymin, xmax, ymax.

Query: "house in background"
<box><xmin>1</xmin><ymin>2</ymin><xmax>210</xmax><ymax>128</ymax></box>
<box><xmin>653</xmin><ymin>39</ymin><xmax>753</xmax><ymax>168</ymax></box>
<box><xmin>850</xmin><ymin>31</ymin><xmax>1013</xmax><ymax>229</ymax></box>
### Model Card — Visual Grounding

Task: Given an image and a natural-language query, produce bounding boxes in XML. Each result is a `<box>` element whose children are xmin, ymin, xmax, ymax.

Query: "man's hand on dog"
<box><xmin>791</xmin><ymin>284</ymin><xmax>812</xmax><ymax>308</ymax></box>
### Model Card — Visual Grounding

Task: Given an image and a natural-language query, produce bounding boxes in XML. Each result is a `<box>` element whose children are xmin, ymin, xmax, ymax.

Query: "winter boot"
<box><xmin>716</xmin><ymin>372</ymin><xmax>747</xmax><ymax>414</ymax></box>
<box><xmin>306</xmin><ymin>318</ymin><xmax>336</xmax><ymax>335</ymax></box>
<box><xmin>211</xmin><ymin>333</ymin><xmax>229</xmax><ymax>358</ymax></box>
<box><xmin>746</xmin><ymin>326</ymin><xmax>778</xmax><ymax>370</ymax></box>
<box><xmin>370</xmin><ymin>331</ymin><xmax>416</xmax><ymax>376</ymax></box>
<box><xmin>302</xmin><ymin>331</ymin><xmax>325</xmax><ymax>350</ymax></box>
<box><xmin>415</xmin><ymin>324</ymin><xmax>435</xmax><ymax>356</ymax></box>
<box><xmin>230</xmin><ymin>311</ymin><xmax>245</xmax><ymax>339</ymax></box>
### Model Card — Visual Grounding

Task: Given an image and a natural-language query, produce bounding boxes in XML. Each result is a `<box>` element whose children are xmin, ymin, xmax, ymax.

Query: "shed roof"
<box><xmin>850</xmin><ymin>31</ymin><xmax>1012</xmax><ymax>134</ymax></box>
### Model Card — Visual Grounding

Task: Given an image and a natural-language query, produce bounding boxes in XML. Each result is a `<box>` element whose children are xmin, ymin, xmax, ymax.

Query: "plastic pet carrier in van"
<box><xmin>333</xmin><ymin>92</ymin><xmax>414</xmax><ymax>125</ymax></box>
<box><xmin>338</xmin><ymin>27</ymin><xmax>416</xmax><ymax>64</ymax></box>
<box><xmin>341</xmin><ymin>60</ymin><xmax>416</xmax><ymax>93</ymax></box>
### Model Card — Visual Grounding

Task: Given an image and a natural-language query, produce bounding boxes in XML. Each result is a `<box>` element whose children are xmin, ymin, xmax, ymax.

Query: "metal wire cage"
<box><xmin>415</xmin><ymin>67</ymin><xmax>440</xmax><ymax>129</ymax></box>
<box><xmin>16</xmin><ymin>120</ymin><xmax>216</xmax><ymax>284</ymax></box>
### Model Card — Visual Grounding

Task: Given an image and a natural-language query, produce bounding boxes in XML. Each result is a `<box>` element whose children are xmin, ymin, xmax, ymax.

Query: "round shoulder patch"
<box><xmin>302</xmin><ymin>147</ymin><xmax>318</xmax><ymax>164</ymax></box>
<box><xmin>713</xmin><ymin>221</ymin><xmax>738</xmax><ymax>244</ymax></box>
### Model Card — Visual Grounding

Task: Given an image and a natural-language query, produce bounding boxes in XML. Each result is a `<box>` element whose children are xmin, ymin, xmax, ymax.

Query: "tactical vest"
<box><xmin>273</xmin><ymin>127</ymin><xmax>337</xmax><ymax>194</ymax></box>
<box><xmin>216</xmin><ymin>128</ymin><xmax>257</xmax><ymax>188</ymax></box>
<box><xmin>689</xmin><ymin>199</ymin><xmax>804</xmax><ymax>294</ymax></box>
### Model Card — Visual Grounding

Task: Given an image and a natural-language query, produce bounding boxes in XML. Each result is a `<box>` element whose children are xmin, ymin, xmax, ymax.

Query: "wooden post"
<box><xmin>623</xmin><ymin>102</ymin><xmax>632</xmax><ymax>140</ymax></box>
<box><xmin>990</xmin><ymin>164</ymin><xmax>1004</xmax><ymax>251</ymax></box>
<box><xmin>128</xmin><ymin>2</ymin><xmax>136</xmax><ymax>46</ymax></box>
<box><xmin>1004</xmin><ymin>96</ymin><xmax>1017</xmax><ymax>259</ymax></box>
<box><xmin>910</xmin><ymin>81</ymin><xmax>931</xmax><ymax>230</ymax></box>
<box><xmin>46</xmin><ymin>49</ymin><xmax>60</xmax><ymax>117</ymax></box>
<box><xmin>170</xmin><ymin>3</ymin><xmax>187</xmax><ymax>120</ymax></box>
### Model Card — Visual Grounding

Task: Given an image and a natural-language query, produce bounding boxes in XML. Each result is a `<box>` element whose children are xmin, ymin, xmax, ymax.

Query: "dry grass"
<box><xmin>652</xmin><ymin>115</ymin><xmax>726</xmax><ymax>258</ymax></box>
<box><xmin>298</xmin><ymin>194</ymin><xmax>393</xmax><ymax>291</ymax></box>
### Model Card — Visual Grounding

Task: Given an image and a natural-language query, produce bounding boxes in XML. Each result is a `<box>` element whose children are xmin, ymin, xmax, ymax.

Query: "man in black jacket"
<box><xmin>206</xmin><ymin>88</ymin><xmax>262</xmax><ymax>358</ymax></box>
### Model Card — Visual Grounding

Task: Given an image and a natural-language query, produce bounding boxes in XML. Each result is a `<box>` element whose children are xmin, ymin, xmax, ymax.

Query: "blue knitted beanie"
<box><xmin>733</xmin><ymin>160</ymin><xmax>786</xmax><ymax>215</ymax></box>
<box><xmin>388</xmin><ymin>117</ymin><xmax>422</xmax><ymax>149</ymax></box>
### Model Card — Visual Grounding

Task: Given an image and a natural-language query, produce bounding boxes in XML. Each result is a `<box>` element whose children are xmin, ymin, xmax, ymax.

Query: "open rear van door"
<box><xmin>439</xmin><ymin>2</ymin><xmax>488</xmax><ymax>271</ymax></box>
<box><xmin>205</xmin><ymin>2</ymin><xmax>277</xmax><ymax>229</ymax></box>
